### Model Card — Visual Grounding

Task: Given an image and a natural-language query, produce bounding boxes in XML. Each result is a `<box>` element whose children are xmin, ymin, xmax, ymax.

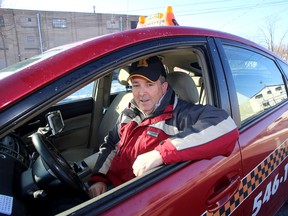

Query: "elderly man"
<box><xmin>88</xmin><ymin>56</ymin><xmax>239</xmax><ymax>197</ymax></box>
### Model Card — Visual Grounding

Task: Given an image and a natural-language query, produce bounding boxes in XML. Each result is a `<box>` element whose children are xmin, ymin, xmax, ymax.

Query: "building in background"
<box><xmin>0</xmin><ymin>8</ymin><xmax>139</xmax><ymax>69</ymax></box>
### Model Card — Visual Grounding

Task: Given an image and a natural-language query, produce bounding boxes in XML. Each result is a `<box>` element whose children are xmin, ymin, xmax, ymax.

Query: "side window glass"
<box><xmin>59</xmin><ymin>82</ymin><xmax>94</xmax><ymax>103</ymax></box>
<box><xmin>278</xmin><ymin>60</ymin><xmax>288</xmax><ymax>86</ymax></box>
<box><xmin>223</xmin><ymin>45</ymin><xmax>287</xmax><ymax>122</ymax></box>
<box><xmin>111</xmin><ymin>69</ymin><xmax>129</xmax><ymax>94</ymax></box>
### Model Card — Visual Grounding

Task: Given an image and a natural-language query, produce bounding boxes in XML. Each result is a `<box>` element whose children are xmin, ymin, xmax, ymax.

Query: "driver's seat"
<box><xmin>167</xmin><ymin>71</ymin><xmax>199</xmax><ymax>104</ymax></box>
<box><xmin>61</xmin><ymin>68</ymin><xmax>132</xmax><ymax>162</ymax></box>
<box><xmin>97</xmin><ymin>67</ymin><xmax>133</xmax><ymax>146</ymax></box>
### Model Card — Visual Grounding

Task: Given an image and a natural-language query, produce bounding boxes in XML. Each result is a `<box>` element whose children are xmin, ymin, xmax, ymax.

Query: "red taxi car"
<box><xmin>0</xmin><ymin>15</ymin><xmax>288</xmax><ymax>216</ymax></box>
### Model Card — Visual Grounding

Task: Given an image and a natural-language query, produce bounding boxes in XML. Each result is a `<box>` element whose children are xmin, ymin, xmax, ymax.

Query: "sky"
<box><xmin>1</xmin><ymin>0</ymin><xmax>288</xmax><ymax>47</ymax></box>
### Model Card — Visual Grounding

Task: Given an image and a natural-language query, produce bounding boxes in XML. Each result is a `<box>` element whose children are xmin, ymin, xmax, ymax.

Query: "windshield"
<box><xmin>0</xmin><ymin>45</ymin><xmax>73</xmax><ymax>80</ymax></box>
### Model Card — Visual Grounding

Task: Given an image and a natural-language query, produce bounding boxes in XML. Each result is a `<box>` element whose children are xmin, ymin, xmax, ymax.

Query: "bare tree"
<box><xmin>276</xmin><ymin>43</ymin><xmax>288</xmax><ymax>62</ymax></box>
<box><xmin>259</xmin><ymin>17</ymin><xmax>288</xmax><ymax>61</ymax></box>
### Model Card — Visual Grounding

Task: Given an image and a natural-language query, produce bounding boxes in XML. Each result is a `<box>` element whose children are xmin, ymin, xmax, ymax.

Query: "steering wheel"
<box><xmin>32</xmin><ymin>132</ymin><xmax>88</xmax><ymax>197</ymax></box>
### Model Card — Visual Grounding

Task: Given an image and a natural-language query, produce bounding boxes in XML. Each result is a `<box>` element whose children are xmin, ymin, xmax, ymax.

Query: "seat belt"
<box><xmin>199</xmin><ymin>78</ymin><xmax>204</xmax><ymax>104</ymax></box>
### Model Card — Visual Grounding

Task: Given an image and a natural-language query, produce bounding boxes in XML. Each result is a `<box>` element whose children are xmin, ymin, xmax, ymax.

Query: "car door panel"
<box><xmin>52</xmin><ymin>113</ymin><xmax>92</xmax><ymax>151</ymax></box>
<box><xmin>22</xmin><ymin>98</ymin><xmax>95</xmax><ymax>155</ymax></box>
<box><xmin>240</xmin><ymin>107</ymin><xmax>288</xmax><ymax>216</ymax></box>
<box><xmin>216</xmin><ymin>39</ymin><xmax>288</xmax><ymax>215</ymax></box>
<box><xmin>50</xmin><ymin>99</ymin><xmax>94</xmax><ymax>153</ymax></box>
<box><xmin>75</xmin><ymin>143</ymin><xmax>242</xmax><ymax>216</ymax></box>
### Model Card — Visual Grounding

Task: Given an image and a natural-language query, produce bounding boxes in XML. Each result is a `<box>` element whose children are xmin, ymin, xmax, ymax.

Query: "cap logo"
<box><xmin>137</xmin><ymin>59</ymin><xmax>148</xmax><ymax>67</ymax></box>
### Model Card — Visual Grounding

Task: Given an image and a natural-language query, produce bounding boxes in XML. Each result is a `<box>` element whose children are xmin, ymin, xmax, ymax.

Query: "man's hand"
<box><xmin>132</xmin><ymin>150</ymin><xmax>163</xmax><ymax>176</ymax></box>
<box><xmin>88</xmin><ymin>182</ymin><xmax>107</xmax><ymax>198</ymax></box>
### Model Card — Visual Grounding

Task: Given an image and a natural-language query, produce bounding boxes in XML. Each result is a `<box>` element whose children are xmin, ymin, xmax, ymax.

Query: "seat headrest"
<box><xmin>167</xmin><ymin>72</ymin><xmax>199</xmax><ymax>104</ymax></box>
<box><xmin>118</xmin><ymin>66</ymin><xmax>130</xmax><ymax>86</ymax></box>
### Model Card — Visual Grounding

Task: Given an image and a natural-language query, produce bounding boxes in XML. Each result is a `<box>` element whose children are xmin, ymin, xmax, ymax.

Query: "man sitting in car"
<box><xmin>88</xmin><ymin>56</ymin><xmax>239</xmax><ymax>197</ymax></box>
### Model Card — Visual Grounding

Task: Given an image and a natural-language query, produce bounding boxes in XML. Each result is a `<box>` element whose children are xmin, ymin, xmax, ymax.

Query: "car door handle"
<box><xmin>206</xmin><ymin>175</ymin><xmax>241</xmax><ymax>212</ymax></box>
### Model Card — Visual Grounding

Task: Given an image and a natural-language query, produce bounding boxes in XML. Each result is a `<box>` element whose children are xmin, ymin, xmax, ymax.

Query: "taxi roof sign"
<box><xmin>136</xmin><ymin>6</ymin><xmax>179</xmax><ymax>28</ymax></box>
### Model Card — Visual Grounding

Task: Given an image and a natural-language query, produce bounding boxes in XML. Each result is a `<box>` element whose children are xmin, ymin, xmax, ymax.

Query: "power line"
<box><xmin>103</xmin><ymin>0</ymin><xmax>232</xmax><ymax>15</ymax></box>
<box><xmin>175</xmin><ymin>0</ymin><xmax>288</xmax><ymax>17</ymax></box>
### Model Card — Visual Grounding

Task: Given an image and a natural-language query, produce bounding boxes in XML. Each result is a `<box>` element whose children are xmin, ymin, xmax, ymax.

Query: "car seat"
<box><xmin>167</xmin><ymin>72</ymin><xmax>199</xmax><ymax>104</ymax></box>
<box><xmin>62</xmin><ymin>68</ymin><xmax>133</xmax><ymax>162</ymax></box>
<box><xmin>96</xmin><ymin>67</ymin><xmax>133</xmax><ymax>147</ymax></box>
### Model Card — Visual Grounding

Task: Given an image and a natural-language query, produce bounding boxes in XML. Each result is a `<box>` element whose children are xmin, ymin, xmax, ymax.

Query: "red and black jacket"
<box><xmin>89</xmin><ymin>86</ymin><xmax>239</xmax><ymax>186</ymax></box>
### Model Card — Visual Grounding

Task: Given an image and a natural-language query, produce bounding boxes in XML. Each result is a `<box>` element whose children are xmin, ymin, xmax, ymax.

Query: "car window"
<box><xmin>111</xmin><ymin>69</ymin><xmax>127</xmax><ymax>94</ymax></box>
<box><xmin>58</xmin><ymin>82</ymin><xmax>94</xmax><ymax>103</ymax></box>
<box><xmin>0</xmin><ymin>46</ymin><xmax>76</xmax><ymax>80</ymax></box>
<box><xmin>278</xmin><ymin>60</ymin><xmax>288</xmax><ymax>85</ymax></box>
<box><xmin>223</xmin><ymin>45</ymin><xmax>287</xmax><ymax>122</ymax></box>
<box><xmin>58</xmin><ymin>69</ymin><xmax>127</xmax><ymax>104</ymax></box>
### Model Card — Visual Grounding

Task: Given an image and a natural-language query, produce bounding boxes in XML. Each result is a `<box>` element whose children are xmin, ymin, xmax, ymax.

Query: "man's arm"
<box><xmin>88</xmin><ymin>122</ymin><xmax>120</xmax><ymax>187</ymax></box>
<box><xmin>132</xmin><ymin>150</ymin><xmax>163</xmax><ymax>176</ymax></box>
<box><xmin>156</xmin><ymin>104</ymin><xmax>239</xmax><ymax>164</ymax></box>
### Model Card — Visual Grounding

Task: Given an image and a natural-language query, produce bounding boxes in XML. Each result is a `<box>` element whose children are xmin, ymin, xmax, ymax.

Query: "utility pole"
<box><xmin>0</xmin><ymin>31</ymin><xmax>8</xmax><ymax>67</ymax></box>
<box><xmin>37</xmin><ymin>13</ymin><xmax>44</xmax><ymax>53</ymax></box>
<box><xmin>12</xmin><ymin>10</ymin><xmax>21</xmax><ymax>62</ymax></box>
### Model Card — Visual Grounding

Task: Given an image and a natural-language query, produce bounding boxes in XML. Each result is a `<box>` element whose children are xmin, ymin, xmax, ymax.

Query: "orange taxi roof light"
<box><xmin>136</xmin><ymin>6</ymin><xmax>179</xmax><ymax>28</ymax></box>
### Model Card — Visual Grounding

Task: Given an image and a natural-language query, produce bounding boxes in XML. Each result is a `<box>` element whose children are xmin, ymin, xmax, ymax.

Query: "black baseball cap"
<box><xmin>127</xmin><ymin>56</ymin><xmax>166</xmax><ymax>82</ymax></box>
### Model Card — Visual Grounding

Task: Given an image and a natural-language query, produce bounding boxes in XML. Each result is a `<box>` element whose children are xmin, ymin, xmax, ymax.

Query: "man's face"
<box><xmin>131</xmin><ymin>77</ymin><xmax>168</xmax><ymax>115</ymax></box>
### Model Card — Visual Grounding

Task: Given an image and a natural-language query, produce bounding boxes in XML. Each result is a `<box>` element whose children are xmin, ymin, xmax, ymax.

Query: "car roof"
<box><xmin>0</xmin><ymin>26</ymin><xmax>277</xmax><ymax>110</ymax></box>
